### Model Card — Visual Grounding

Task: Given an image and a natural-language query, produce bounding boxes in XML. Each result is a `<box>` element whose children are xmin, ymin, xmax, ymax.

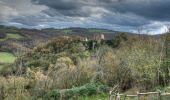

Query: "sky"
<box><xmin>0</xmin><ymin>0</ymin><xmax>170</xmax><ymax>34</ymax></box>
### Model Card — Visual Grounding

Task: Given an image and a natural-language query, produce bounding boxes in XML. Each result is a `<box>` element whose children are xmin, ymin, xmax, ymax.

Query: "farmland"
<box><xmin>0</xmin><ymin>52</ymin><xmax>16</xmax><ymax>63</ymax></box>
<box><xmin>0</xmin><ymin>33</ymin><xmax>23</xmax><ymax>42</ymax></box>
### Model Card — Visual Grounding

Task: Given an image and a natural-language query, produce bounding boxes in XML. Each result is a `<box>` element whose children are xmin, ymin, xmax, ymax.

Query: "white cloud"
<box><xmin>0</xmin><ymin>0</ymin><xmax>48</xmax><ymax>21</ymax></box>
<box><xmin>0</xmin><ymin>5</ymin><xmax>18</xmax><ymax>20</ymax></box>
<box><xmin>0</xmin><ymin>0</ymin><xmax>170</xmax><ymax>34</ymax></box>
<box><xmin>149</xmin><ymin>26</ymin><xmax>168</xmax><ymax>34</ymax></box>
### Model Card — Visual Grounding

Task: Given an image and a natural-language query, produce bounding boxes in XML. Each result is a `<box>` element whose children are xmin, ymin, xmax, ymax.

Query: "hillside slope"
<box><xmin>0</xmin><ymin>26</ymin><xmax>126</xmax><ymax>53</ymax></box>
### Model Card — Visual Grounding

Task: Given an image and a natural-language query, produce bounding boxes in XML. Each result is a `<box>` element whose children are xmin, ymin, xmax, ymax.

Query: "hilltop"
<box><xmin>0</xmin><ymin>26</ymin><xmax>128</xmax><ymax>72</ymax></box>
<box><xmin>0</xmin><ymin>25</ymin><xmax>135</xmax><ymax>53</ymax></box>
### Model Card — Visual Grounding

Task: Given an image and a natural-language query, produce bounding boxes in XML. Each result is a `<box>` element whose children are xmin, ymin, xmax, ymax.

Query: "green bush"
<box><xmin>78</xmin><ymin>87</ymin><xmax>88</xmax><ymax>96</ymax></box>
<box><xmin>43</xmin><ymin>90</ymin><xmax>60</xmax><ymax>100</ymax></box>
<box><xmin>44</xmin><ymin>83</ymin><xmax>110</xmax><ymax>99</ymax></box>
<box><xmin>98</xmin><ymin>85</ymin><xmax>110</xmax><ymax>93</ymax></box>
<box><xmin>85</xmin><ymin>83</ymin><xmax>97</xmax><ymax>95</ymax></box>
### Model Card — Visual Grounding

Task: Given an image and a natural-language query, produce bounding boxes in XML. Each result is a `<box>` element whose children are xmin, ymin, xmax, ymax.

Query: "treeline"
<box><xmin>0</xmin><ymin>33</ymin><xmax>169</xmax><ymax>99</ymax></box>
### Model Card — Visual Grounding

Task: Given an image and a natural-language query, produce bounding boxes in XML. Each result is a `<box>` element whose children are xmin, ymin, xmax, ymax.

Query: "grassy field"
<box><xmin>0</xmin><ymin>52</ymin><xmax>16</xmax><ymax>63</ymax></box>
<box><xmin>0</xmin><ymin>33</ymin><xmax>23</xmax><ymax>41</ymax></box>
<box><xmin>70</xmin><ymin>94</ymin><xmax>108</xmax><ymax>100</ymax></box>
<box><xmin>6</xmin><ymin>33</ymin><xmax>23</xmax><ymax>39</ymax></box>
<box><xmin>0</xmin><ymin>64</ymin><xmax>3</xmax><ymax>70</ymax></box>
<box><xmin>88</xmin><ymin>29</ymin><xmax>112</xmax><ymax>33</ymax></box>
<box><xmin>62</xmin><ymin>29</ymin><xmax>73</xmax><ymax>33</ymax></box>
<box><xmin>0</xmin><ymin>38</ymin><xmax>6</xmax><ymax>42</ymax></box>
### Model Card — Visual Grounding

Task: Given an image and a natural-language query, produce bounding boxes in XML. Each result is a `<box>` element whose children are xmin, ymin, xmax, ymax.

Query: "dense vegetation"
<box><xmin>0</xmin><ymin>27</ymin><xmax>169</xmax><ymax>99</ymax></box>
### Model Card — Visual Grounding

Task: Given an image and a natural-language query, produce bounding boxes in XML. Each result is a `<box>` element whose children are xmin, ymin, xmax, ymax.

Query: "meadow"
<box><xmin>0</xmin><ymin>52</ymin><xmax>16</xmax><ymax>63</ymax></box>
<box><xmin>6</xmin><ymin>33</ymin><xmax>23</xmax><ymax>39</ymax></box>
<box><xmin>0</xmin><ymin>33</ymin><xmax>23</xmax><ymax>41</ymax></box>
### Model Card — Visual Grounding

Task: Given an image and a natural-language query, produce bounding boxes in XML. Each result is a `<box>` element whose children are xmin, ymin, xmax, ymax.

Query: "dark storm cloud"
<box><xmin>32</xmin><ymin>0</ymin><xmax>79</xmax><ymax>10</ymax></box>
<box><xmin>32</xmin><ymin>0</ymin><xmax>170</xmax><ymax>21</ymax></box>
<box><xmin>0</xmin><ymin>0</ymin><xmax>170</xmax><ymax>34</ymax></box>
<box><xmin>32</xmin><ymin>0</ymin><xmax>87</xmax><ymax>17</ymax></box>
<box><xmin>108</xmin><ymin>0</ymin><xmax>170</xmax><ymax>21</ymax></box>
<box><xmin>32</xmin><ymin>0</ymin><xmax>118</xmax><ymax>17</ymax></box>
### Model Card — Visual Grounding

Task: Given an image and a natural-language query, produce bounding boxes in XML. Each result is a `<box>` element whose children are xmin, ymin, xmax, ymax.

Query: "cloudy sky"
<box><xmin>0</xmin><ymin>0</ymin><xmax>170</xmax><ymax>34</ymax></box>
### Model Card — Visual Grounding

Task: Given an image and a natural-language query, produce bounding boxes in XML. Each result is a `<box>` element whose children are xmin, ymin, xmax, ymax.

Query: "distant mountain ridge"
<box><xmin>0</xmin><ymin>25</ymin><xmax>121</xmax><ymax>40</ymax></box>
<box><xmin>0</xmin><ymin>25</ymin><xmax>159</xmax><ymax>53</ymax></box>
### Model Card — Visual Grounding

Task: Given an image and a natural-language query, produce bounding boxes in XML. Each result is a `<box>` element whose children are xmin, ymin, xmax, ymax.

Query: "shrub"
<box><xmin>43</xmin><ymin>90</ymin><xmax>60</xmax><ymax>100</ymax></box>
<box><xmin>44</xmin><ymin>83</ymin><xmax>110</xmax><ymax>99</ymax></box>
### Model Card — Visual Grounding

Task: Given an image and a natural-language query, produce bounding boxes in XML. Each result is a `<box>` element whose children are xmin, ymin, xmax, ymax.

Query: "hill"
<box><xmin>0</xmin><ymin>26</ymin><xmax>129</xmax><ymax>72</ymax></box>
<box><xmin>0</xmin><ymin>26</ymin><xmax>133</xmax><ymax>53</ymax></box>
<box><xmin>0</xmin><ymin>25</ymin><xmax>169</xmax><ymax>99</ymax></box>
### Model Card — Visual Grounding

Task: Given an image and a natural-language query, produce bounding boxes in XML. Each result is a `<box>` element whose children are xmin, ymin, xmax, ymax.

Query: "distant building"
<box><xmin>101</xmin><ymin>34</ymin><xmax>105</xmax><ymax>40</ymax></box>
<box><xmin>84</xmin><ymin>38</ymin><xmax>88</xmax><ymax>42</ymax></box>
<box><xmin>93</xmin><ymin>34</ymin><xmax>105</xmax><ymax>41</ymax></box>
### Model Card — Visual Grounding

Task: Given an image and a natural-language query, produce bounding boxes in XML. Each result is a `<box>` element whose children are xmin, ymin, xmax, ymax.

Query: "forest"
<box><xmin>0</xmin><ymin>29</ymin><xmax>169</xmax><ymax>99</ymax></box>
